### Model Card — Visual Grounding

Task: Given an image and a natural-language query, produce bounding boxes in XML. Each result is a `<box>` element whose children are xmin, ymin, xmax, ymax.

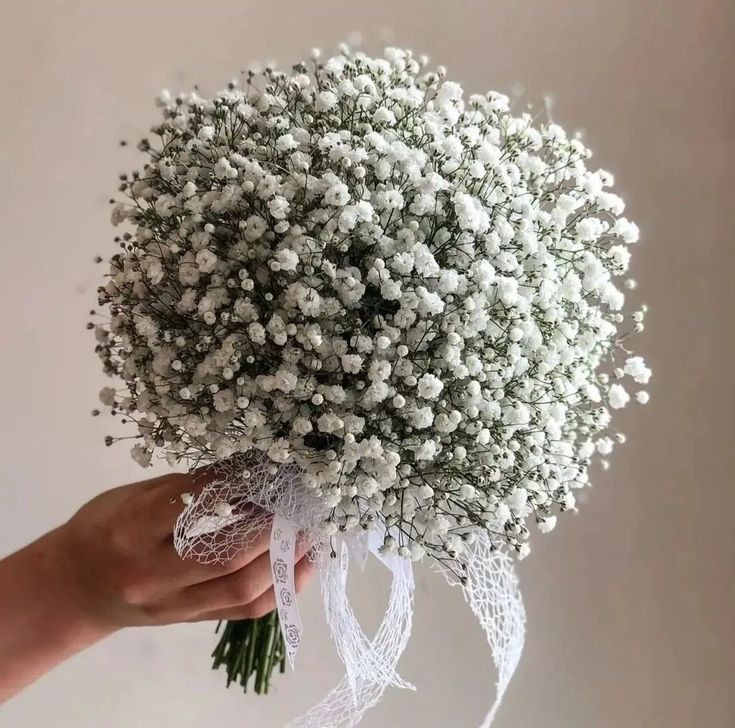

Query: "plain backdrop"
<box><xmin>1</xmin><ymin>1</ymin><xmax>733</xmax><ymax>727</ymax></box>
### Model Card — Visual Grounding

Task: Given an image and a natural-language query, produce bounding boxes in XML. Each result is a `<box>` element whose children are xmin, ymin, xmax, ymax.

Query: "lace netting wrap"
<box><xmin>173</xmin><ymin>454</ymin><xmax>525</xmax><ymax>727</ymax></box>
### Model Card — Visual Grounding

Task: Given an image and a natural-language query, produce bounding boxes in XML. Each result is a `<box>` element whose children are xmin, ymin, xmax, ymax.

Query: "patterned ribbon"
<box><xmin>269</xmin><ymin>515</ymin><xmax>303</xmax><ymax>667</ymax></box>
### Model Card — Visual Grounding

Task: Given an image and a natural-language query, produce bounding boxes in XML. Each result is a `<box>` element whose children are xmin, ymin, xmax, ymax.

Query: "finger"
<box><xmin>174</xmin><ymin>548</ymin><xmax>314</xmax><ymax>620</ymax></box>
<box><xmin>112</xmin><ymin>470</ymin><xmax>214</xmax><ymax>548</ymax></box>
<box><xmin>135</xmin><ymin>467</ymin><xmax>221</xmax><ymax>539</ymax></box>
<box><xmin>142</xmin><ymin>550</ymin><xmax>274</xmax><ymax>623</ymax></box>
<box><xmin>170</xmin><ymin>531</ymin><xmax>313</xmax><ymax>595</ymax></box>
<box><xmin>166</xmin><ymin>548</ymin><xmax>277</xmax><ymax>617</ymax></box>
<box><xmin>191</xmin><ymin>556</ymin><xmax>315</xmax><ymax>622</ymax></box>
<box><xmin>149</xmin><ymin>511</ymin><xmax>274</xmax><ymax>588</ymax></box>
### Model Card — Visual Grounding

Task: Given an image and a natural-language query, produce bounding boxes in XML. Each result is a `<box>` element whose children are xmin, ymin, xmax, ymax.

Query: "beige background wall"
<box><xmin>1</xmin><ymin>1</ymin><xmax>733</xmax><ymax>726</ymax></box>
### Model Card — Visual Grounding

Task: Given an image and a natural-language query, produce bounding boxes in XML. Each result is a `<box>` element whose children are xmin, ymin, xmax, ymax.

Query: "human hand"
<box><xmin>0</xmin><ymin>471</ymin><xmax>314</xmax><ymax>701</ymax></box>
<box><xmin>55</xmin><ymin>471</ymin><xmax>315</xmax><ymax>630</ymax></box>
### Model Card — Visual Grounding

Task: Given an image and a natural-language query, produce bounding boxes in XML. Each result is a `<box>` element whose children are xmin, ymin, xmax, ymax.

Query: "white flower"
<box><xmin>315</xmin><ymin>90</ymin><xmax>338</xmax><ymax>111</ymax></box>
<box><xmin>382</xmin><ymin>189</ymin><xmax>405</xmax><ymax>210</ymax></box>
<box><xmin>341</xmin><ymin>354</ymin><xmax>363</xmax><ymax>374</ymax></box>
<box><xmin>275</xmin><ymin>248</ymin><xmax>299</xmax><ymax>272</ymax></box>
<box><xmin>292</xmin><ymin>416</ymin><xmax>313</xmax><ymax>436</ymax></box>
<box><xmin>368</xmin><ymin>359</ymin><xmax>391</xmax><ymax>382</ymax></box>
<box><xmin>576</xmin><ymin>217</ymin><xmax>605</xmax><ymax>242</ymax></box>
<box><xmin>471</xmin><ymin>259</ymin><xmax>496</xmax><ymax>289</ymax></box>
<box><xmin>411</xmin><ymin>407</ymin><xmax>434</xmax><ymax>429</ymax></box>
<box><xmin>131</xmin><ymin>444</ymin><xmax>152</xmax><ymax>467</ymax></box>
<box><xmin>596</xmin><ymin>437</ymin><xmax>614</xmax><ymax>455</ymax></box>
<box><xmin>268</xmin><ymin>196</ymin><xmax>290</xmax><ymax>220</ymax></box>
<box><xmin>248</xmin><ymin>322</ymin><xmax>266</xmax><ymax>345</ymax></box>
<box><xmin>454</xmin><ymin>192</ymin><xmax>489</xmax><ymax>233</ymax></box>
<box><xmin>243</xmin><ymin>215</ymin><xmax>267</xmax><ymax>241</ymax></box>
<box><xmin>276</xmin><ymin>133</ymin><xmax>298</xmax><ymax>152</ymax></box>
<box><xmin>99</xmin><ymin>387</ymin><xmax>116</xmax><ymax>406</ymax></box>
<box><xmin>437</xmin><ymin>80</ymin><xmax>463</xmax><ymax>103</ymax></box>
<box><xmin>468</xmin><ymin>160</ymin><xmax>486</xmax><ymax>179</ymax></box>
<box><xmin>496</xmin><ymin>276</ymin><xmax>519</xmax><ymax>306</ymax></box>
<box><xmin>413</xmin><ymin>244</ymin><xmax>440</xmax><ymax>276</ymax></box>
<box><xmin>623</xmin><ymin>356</ymin><xmax>651</xmax><ymax>384</ymax></box>
<box><xmin>609</xmin><ymin>383</ymin><xmax>630</xmax><ymax>409</ymax></box>
<box><xmin>287</xmin><ymin>282</ymin><xmax>322</xmax><ymax>316</ymax></box>
<box><xmin>417</xmin><ymin>373</ymin><xmax>444</xmax><ymax>400</ymax></box>
<box><xmin>323</xmin><ymin>179</ymin><xmax>350</xmax><ymax>206</ymax></box>
<box><xmin>598</xmin><ymin>191</ymin><xmax>625</xmax><ymax>214</ymax></box>
<box><xmin>195</xmin><ymin>248</ymin><xmax>217</xmax><ymax>274</ymax></box>
<box><xmin>538</xmin><ymin>516</ymin><xmax>557</xmax><ymax>534</ymax></box>
<box><xmin>267</xmin><ymin>438</ymin><xmax>291</xmax><ymax>463</ymax></box>
<box><xmin>197</xmin><ymin>125</ymin><xmax>215</xmax><ymax>141</ymax></box>
<box><xmin>381</xmin><ymin>279</ymin><xmax>402</xmax><ymax>300</ymax></box>
<box><xmin>214</xmin><ymin>157</ymin><xmax>236</xmax><ymax>179</ymax></box>
<box><xmin>213</xmin><ymin>389</ymin><xmax>234</xmax><ymax>413</ymax></box>
<box><xmin>373</xmin><ymin>106</ymin><xmax>396</xmax><ymax>125</ymax></box>
<box><xmin>613</xmin><ymin>218</ymin><xmax>640</xmax><ymax>243</ymax></box>
<box><xmin>317</xmin><ymin>412</ymin><xmax>343</xmax><ymax>433</ymax></box>
<box><xmin>506</xmin><ymin>488</ymin><xmax>528</xmax><ymax>513</ymax></box>
<box><xmin>414</xmin><ymin>439</ymin><xmax>438</xmax><ymax>461</ymax></box>
<box><xmin>338</xmin><ymin>206</ymin><xmax>358</xmax><ymax>232</ymax></box>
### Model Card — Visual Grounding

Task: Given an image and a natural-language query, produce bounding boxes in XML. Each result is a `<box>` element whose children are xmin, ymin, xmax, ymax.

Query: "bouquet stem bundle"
<box><xmin>212</xmin><ymin>614</ymin><xmax>286</xmax><ymax>694</ymax></box>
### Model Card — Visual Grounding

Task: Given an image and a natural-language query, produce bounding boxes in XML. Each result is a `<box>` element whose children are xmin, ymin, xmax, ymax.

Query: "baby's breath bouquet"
<box><xmin>94</xmin><ymin>45</ymin><xmax>649</xmax><ymax>727</ymax></box>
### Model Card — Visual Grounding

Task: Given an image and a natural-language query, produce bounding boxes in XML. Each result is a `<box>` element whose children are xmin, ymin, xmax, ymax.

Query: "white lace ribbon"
<box><xmin>288</xmin><ymin>537</ymin><xmax>415</xmax><ymax>728</ymax></box>
<box><xmin>173</xmin><ymin>462</ymin><xmax>525</xmax><ymax>727</ymax></box>
<box><xmin>450</xmin><ymin>532</ymin><xmax>526</xmax><ymax>728</ymax></box>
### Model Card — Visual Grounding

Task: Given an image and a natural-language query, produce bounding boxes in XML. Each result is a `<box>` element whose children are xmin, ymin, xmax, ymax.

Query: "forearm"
<box><xmin>0</xmin><ymin>529</ymin><xmax>112</xmax><ymax>702</ymax></box>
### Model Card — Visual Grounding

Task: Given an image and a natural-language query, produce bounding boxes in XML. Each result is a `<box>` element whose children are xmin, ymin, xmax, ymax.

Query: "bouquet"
<box><xmin>93</xmin><ymin>44</ymin><xmax>650</xmax><ymax>727</ymax></box>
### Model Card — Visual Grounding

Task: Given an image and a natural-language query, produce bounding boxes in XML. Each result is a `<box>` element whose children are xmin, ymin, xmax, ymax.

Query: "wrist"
<box><xmin>31</xmin><ymin>527</ymin><xmax>117</xmax><ymax>640</ymax></box>
<box><xmin>0</xmin><ymin>529</ymin><xmax>113</xmax><ymax>701</ymax></box>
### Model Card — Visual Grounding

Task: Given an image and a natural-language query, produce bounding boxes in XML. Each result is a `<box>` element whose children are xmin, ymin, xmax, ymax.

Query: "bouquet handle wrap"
<box><xmin>174</xmin><ymin>460</ymin><xmax>525</xmax><ymax>727</ymax></box>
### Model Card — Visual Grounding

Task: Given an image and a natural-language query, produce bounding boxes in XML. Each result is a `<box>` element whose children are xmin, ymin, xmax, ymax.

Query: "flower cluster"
<box><xmin>94</xmin><ymin>45</ymin><xmax>649</xmax><ymax>564</ymax></box>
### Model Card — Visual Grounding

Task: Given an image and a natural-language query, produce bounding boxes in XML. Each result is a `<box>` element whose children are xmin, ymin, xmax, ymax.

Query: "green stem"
<box><xmin>211</xmin><ymin>613</ymin><xmax>286</xmax><ymax>694</ymax></box>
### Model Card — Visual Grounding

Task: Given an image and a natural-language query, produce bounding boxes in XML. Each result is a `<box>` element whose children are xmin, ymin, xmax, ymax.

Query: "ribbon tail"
<box><xmin>270</xmin><ymin>515</ymin><xmax>303</xmax><ymax>668</ymax></box>
<box><xmin>288</xmin><ymin>540</ymin><xmax>414</xmax><ymax>728</ymax></box>
<box><xmin>455</xmin><ymin>533</ymin><xmax>526</xmax><ymax>728</ymax></box>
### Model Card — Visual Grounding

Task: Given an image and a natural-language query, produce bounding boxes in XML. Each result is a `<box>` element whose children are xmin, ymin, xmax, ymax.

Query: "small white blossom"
<box><xmin>275</xmin><ymin>248</ymin><xmax>299</xmax><ymax>272</ymax></box>
<box><xmin>323</xmin><ymin>179</ymin><xmax>351</xmax><ymax>206</ymax></box>
<box><xmin>417</xmin><ymin>373</ymin><xmax>444</xmax><ymax>400</ymax></box>
<box><xmin>276</xmin><ymin>133</ymin><xmax>298</xmax><ymax>153</ymax></box>
<box><xmin>268</xmin><ymin>196</ymin><xmax>290</xmax><ymax>220</ymax></box>
<box><xmin>538</xmin><ymin>516</ymin><xmax>557</xmax><ymax>534</ymax></box>
<box><xmin>623</xmin><ymin>356</ymin><xmax>652</xmax><ymax>384</ymax></box>
<box><xmin>341</xmin><ymin>354</ymin><xmax>363</xmax><ymax>374</ymax></box>
<box><xmin>131</xmin><ymin>444</ymin><xmax>152</xmax><ymax>467</ymax></box>
<box><xmin>609</xmin><ymin>383</ymin><xmax>630</xmax><ymax>409</ymax></box>
<box><xmin>99</xmin><ymin>387</ymin><xmax>116</xmax><ymax>406</ymax></box>
<box><xmin>195</xmin><ymin>248</ymin><xmax>217</xmax><ymax>274</ymax></box>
